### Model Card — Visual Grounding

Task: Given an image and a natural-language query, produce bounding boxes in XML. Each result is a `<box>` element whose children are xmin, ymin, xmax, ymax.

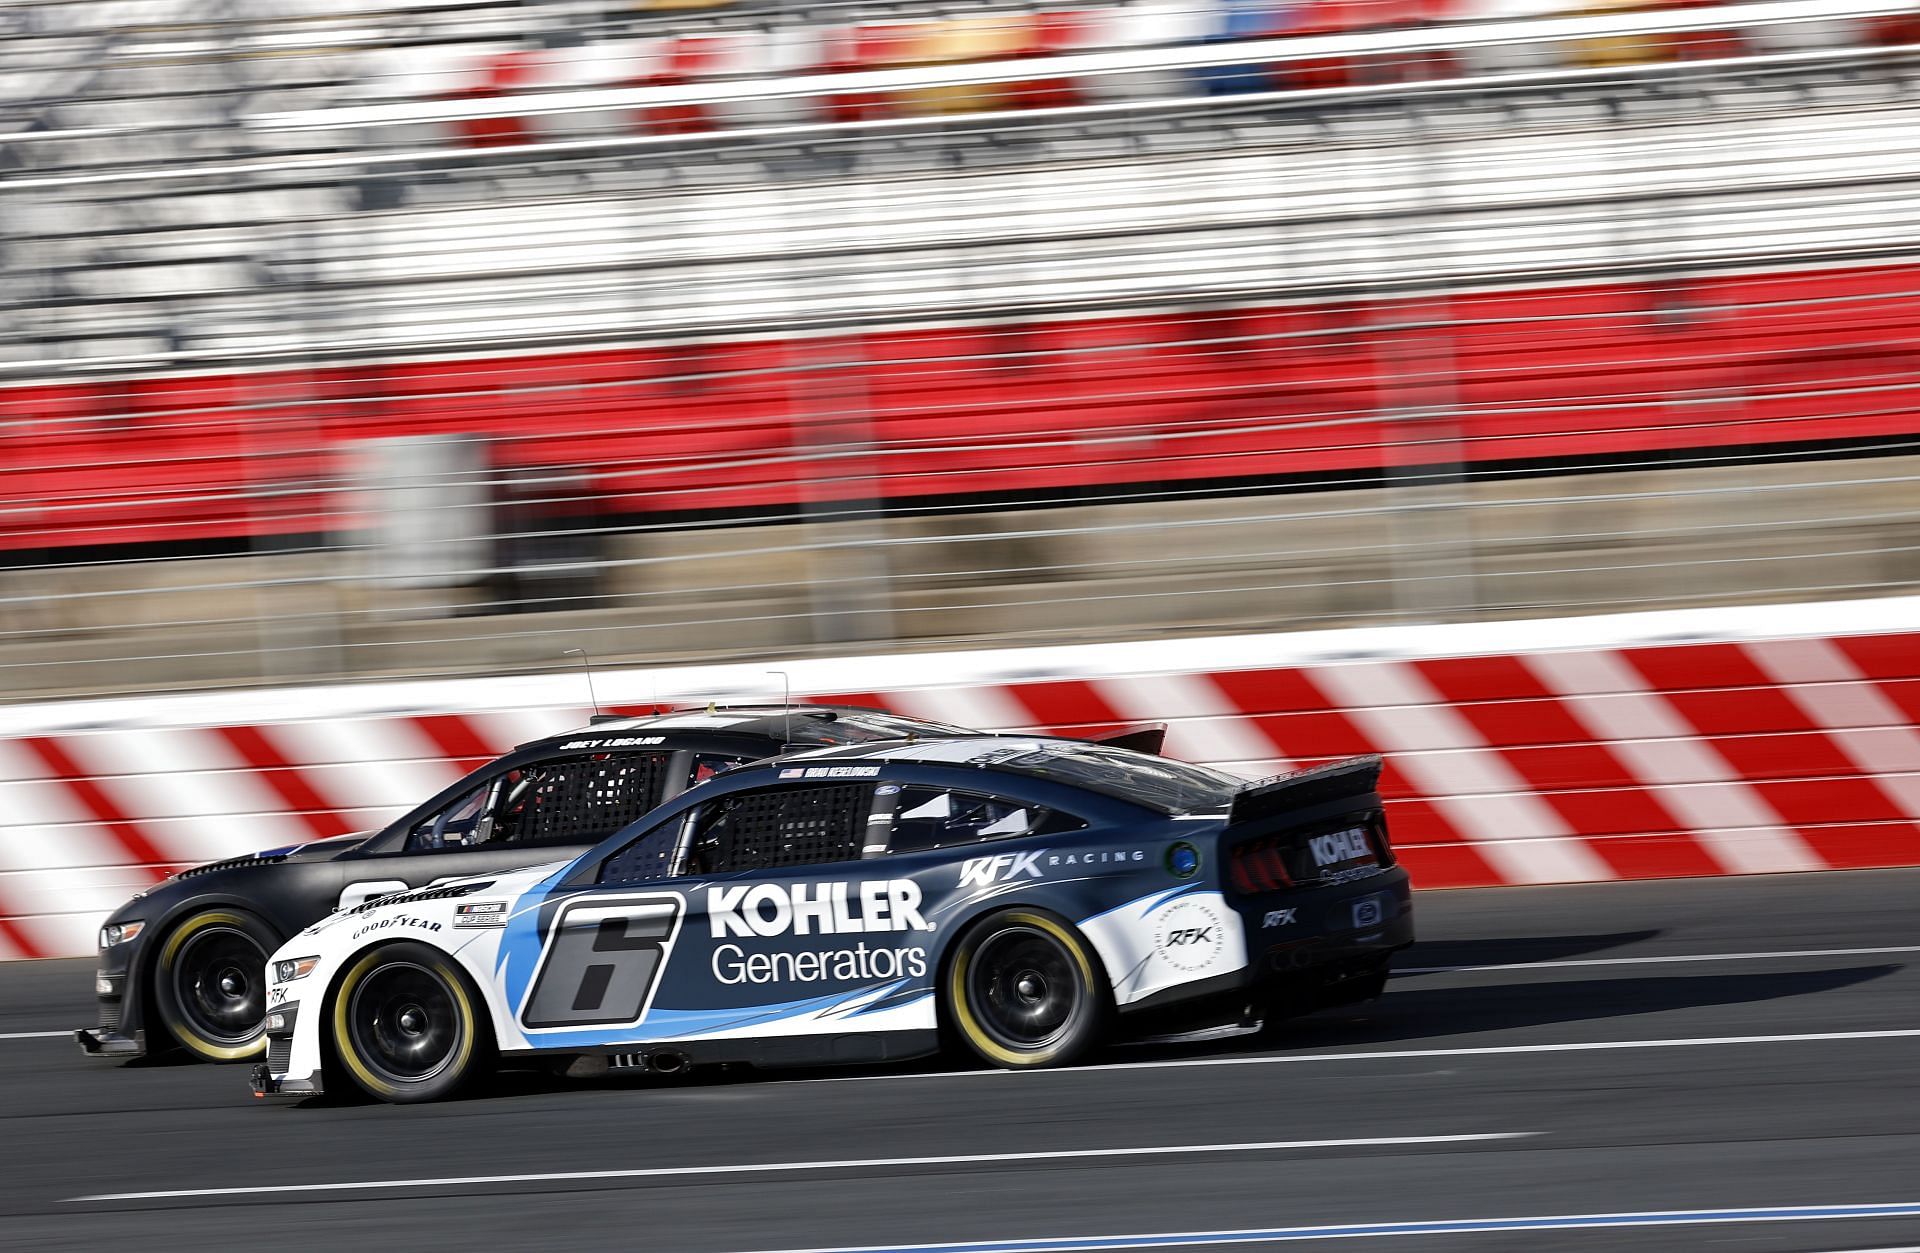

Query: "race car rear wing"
<box><xmin>1077</xmin><ymin>722</ymin><xmax>1168</xmax><ymax>755</ymax></box>
<box><xmin>1229</xmin><ymin>755</ymin><xmax>1384</xmax><ymax>828</ymax></box>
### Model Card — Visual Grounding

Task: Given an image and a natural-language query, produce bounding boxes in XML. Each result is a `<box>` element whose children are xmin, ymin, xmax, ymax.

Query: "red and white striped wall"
<box><xmin>2</xmin><ymin>596</ymin><xmax>1917</xmax><ymax>958</ymax></box>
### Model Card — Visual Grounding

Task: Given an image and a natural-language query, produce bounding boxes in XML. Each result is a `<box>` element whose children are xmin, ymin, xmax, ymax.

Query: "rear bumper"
<box><xmin>250</xmin><ymin>1064</ymin><xmax>324</xmax><ymax>1098</ymax></box>
<box><xmin>1244</xmin><ymin>869</ymin><xmax>1414</xmax><ymax>984</ymax></box>
<box><xmin>1120</xmin><ymin>868</ymin><xmax>1413</xmax><ymax>1019</ymax></box>
<box><xmin>75</xmin><ymin>1026</ymin><xmax>145</xmax><ymax>1058</ymax></box>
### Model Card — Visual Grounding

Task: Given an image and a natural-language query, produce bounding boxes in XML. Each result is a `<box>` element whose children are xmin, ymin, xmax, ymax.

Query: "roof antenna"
<box><xmin>768</xmin><ymin>670</ymin><xmax>791</xmax><ymax>744</ymax></box>
<box><xmin>564</xmin><ymin>648</ymin><xmax>610</xmax><ymax>723</ymax></box>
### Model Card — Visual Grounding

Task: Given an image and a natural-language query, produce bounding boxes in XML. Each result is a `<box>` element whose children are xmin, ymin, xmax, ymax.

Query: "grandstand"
<box><xmin>4</xmin><ymin>0</ymin><xmax>1919</xmax><ymax>697</ymax></box>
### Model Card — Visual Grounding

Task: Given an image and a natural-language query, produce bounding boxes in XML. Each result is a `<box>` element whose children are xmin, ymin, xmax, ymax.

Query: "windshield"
<box><xmin>986</xmin><ymin>744</ymin><xmax>1244</xmax><ymax>815</ymax></box>
<box><xmin>830</xmin><ymin>712</ymin><xmax>978</xmax><ymax>742</ymax></box>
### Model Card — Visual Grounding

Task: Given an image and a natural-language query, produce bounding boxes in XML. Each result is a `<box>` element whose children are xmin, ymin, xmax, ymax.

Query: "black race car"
<box><xmin>78</xmin><ymin>705</ymin><xmax>1004</xmax><ymax>1063</ymax></box>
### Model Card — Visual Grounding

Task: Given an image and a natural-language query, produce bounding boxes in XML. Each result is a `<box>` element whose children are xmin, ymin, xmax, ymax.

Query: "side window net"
<box><xmin>688</xmin><ymin>783</ymin><xmax>869</xmax><ymax>875</ymax></box>
<box><xmin>492</xmin><ymin>752</ymin><xmax>672</xmax><ymax>845</ymax></box>
<box><xmin>598</xmin><ymin>815</ymin><xmax>688</xmax><ymax>885</ymax></box>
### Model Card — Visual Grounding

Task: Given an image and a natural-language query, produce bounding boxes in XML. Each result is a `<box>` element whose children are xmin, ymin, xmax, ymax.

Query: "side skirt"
<box><xmin>502</xmin><ymin>1028</ymin><xmax>942</xmax><ymax>1072</ymax></box>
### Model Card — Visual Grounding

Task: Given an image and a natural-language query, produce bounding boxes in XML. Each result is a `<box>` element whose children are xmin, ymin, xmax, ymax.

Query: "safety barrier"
<box><xmin>3</xmin><ymin>594</ymin><xmax>1914</xmax><ymax>958</ymax></box>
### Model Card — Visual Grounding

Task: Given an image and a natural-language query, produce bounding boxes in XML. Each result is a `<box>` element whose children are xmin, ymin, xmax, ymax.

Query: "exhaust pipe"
<box><xmin>647</xmin><ymin>1049</ymin><xmax>691</xmax><ymax>1075</ymax></box>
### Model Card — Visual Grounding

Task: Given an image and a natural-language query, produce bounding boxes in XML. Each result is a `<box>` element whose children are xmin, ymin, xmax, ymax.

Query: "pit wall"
<box><xmin>3</xmin><ymin>595</ymin><xmax>1916</xmax><ymax>959</ymax></box>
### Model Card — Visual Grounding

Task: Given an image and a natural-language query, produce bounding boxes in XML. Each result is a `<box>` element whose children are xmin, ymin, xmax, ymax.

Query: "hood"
<box><xmin>168</xmin><ymin>831</ymin><xmax>373</xmax><ymax>884</ymax></box>
<box><xmin>259</xmin><ymin>831</ymin><xmax>375</xmax><ymax>862</ymax></box>
<box><xmin>101</xmin><ymin>832</ymin><xmax>381</xmax><ymax>927</ymax></box>
<box><xmin>299</xmin><ymin>857</ymin><xmax>575</xmax><ymax>941</ymax></box>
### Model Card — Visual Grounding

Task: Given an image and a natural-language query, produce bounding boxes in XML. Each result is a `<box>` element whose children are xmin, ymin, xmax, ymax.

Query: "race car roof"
<box><xmin>779</xmin><ymin>735</ymin><xmax>1070</xmax><ymax>762</ymax></box>
<box><xmin>523</xmin><ymin>705</ymin><xmax>975</xmax><ymax>752</ymax></box>
<box><xmin>774</xmin><ymin>735</ymin><xmax>1245</xmax><ymax>815</ymax></box>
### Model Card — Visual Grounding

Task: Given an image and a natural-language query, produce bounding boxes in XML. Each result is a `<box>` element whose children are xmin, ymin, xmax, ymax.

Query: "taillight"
<box><xmin>1229</xmin><ymin>837</ymin><xmax>1294</xmax><ymax>893</ymax></box>
<box><xmin>1366</xmin><ymin>818</ymin><xmax>1397</xmax><ymax>867</ymax></box>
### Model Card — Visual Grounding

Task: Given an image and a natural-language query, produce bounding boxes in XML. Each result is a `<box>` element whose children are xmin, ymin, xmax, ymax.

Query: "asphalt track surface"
<box><xmin>4</xmin><ymin>870</ymin><xmax>1920</xmax><ymax>1253</ymax></box>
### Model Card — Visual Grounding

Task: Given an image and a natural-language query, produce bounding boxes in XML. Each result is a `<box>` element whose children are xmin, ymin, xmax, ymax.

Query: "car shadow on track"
<box><xmin>1392</xmin><ymin>929</ymin><xmax>1664</xmax><ymax>975</ymax></box>
<box><xmin>1251</xmin><ymin>961</ymin><xmax>1907</xmax><ymax>1054</ymax></box>
<box><xmin>435</xmin><ymin>963</ymin><xmax>1905</xmax><ymax>1105</ymax></box>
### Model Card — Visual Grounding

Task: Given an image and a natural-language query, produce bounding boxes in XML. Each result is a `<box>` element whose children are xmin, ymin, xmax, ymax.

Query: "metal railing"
<box><xmin>3</xmin><ymin>10</ymin><xmax>1919</xmax><ymax>699</ymax></box>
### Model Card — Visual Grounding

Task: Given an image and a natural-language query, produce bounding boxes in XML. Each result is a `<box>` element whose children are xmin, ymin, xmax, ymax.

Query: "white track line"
<box><xmin>1397</xmin><ymin>944</ymin><xmax>1920</xmax><ymax>974</ymax></box>
<box><xmin>0</xmin><ymin>1030</ymin><xmax>70</xmax><ymax>1041</ymax></box>
<box><xmin>69</xmin><ymin>1135</ymin><xmax>1532</xmax><ymax>1203</ymax></box>
<box><xmin>809</xmin><ymin>1029</ymin><xmax>1920</xmax><ymax>1084</ymax></box>
<box><xmin>725</xmin><ymin>1203</ymin><xmax>1920</xmax><ymax>1253</ymax></box>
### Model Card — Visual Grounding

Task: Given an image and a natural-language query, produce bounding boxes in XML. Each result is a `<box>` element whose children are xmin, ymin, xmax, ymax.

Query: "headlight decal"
<box><xmin>274</xmin><ymin>956</ymin><xmax>320</xmax><ymax>982</ymax></box>
<box><xmin>99</xmin><ymin>920</ymin><xmax>145</xmax><ymax>949</ymax></box>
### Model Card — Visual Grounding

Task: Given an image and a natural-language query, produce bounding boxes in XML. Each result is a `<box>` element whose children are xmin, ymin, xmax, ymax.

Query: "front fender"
<box><xmin>114</xmin><ymin>885</ymin><xmax>295</xmax><ymax>1044</ymax></box>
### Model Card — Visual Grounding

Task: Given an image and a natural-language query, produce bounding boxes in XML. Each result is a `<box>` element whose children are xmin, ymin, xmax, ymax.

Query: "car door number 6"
<box><xmin>521</xmin><ymin>896</ymin><xmax>684</xmax><ymax>1030</ymax></box>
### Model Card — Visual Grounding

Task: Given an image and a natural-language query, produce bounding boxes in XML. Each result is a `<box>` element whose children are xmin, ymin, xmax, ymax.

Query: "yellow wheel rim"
<box><xmin>156</xmin><ymin>911</ymin><xmax>270</xmax><ymax>1061</ymax></box>
<box><xmin>331</xmin><ymin>948</ymin><xmax>476</xmax><ymax>1099</ymax></box>
<box><xmin>949</xmin><ymin>911</ymin><xmax>1096</xmax><ymax>1068</ymax></box>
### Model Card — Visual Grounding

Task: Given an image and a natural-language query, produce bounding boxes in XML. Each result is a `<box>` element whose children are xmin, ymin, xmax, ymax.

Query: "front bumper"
<box><xmin>253</xmin><ymin>1000</ymin><xmax>318</xmax><ymax>1098</ymax></box>
<box><xmin>250</xmin><ymin>1064</ymin><xmax>324</xmax><ymax>1098</ymax></box>
<box><xmin>76</xmin><ymin>957</ymin><xmax>147</xmax><ymax>1060</ymax></box>
<box><xmin>75</xmin><ymin>1026</ymin><xmax>145</xmax><ymax>1057</ymax></box>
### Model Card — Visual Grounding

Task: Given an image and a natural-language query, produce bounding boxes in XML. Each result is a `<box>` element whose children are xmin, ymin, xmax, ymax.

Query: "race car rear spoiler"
<box><xmin>1078</xmin><ymin>722</ymin><xmax>1168</xmax><ymax>755</ymax></box>
<box><xmin>1229</xmin><ymin>755</ymin><xmax>1384</xmax><ymax>828</ymax></box>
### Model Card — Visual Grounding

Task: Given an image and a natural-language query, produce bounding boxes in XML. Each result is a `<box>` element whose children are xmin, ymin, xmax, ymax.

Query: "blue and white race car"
<box><xmin>253</xmin><ymin>737</ymin><xmax>1412</xmax><ymax>1103</ymax></box>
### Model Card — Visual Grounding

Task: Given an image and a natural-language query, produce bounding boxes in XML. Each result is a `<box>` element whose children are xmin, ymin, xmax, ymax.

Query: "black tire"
<box><xmin>329</xmin><ymin>941</ymin><xmax>492</xmax><ymax>1104</ymax></box>
<box><xmin>944</xmin><ymin>909</ymin><xmax>1108</xmax><ymax>1069</ymax></box>
<box><xmin>151</xmin><ymin>909</ymin><xmax>279</xmax><ymax>1062</ymax></box>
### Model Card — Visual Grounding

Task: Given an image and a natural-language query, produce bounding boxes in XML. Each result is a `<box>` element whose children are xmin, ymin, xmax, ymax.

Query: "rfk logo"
<box><xmin>959</xmin><ymin>851</ymin><xmax>1045</xmax><ymax>887</ymax></box>
<box><xmin>1155</xmin><ymin>898</ymin><xmax>1225</xmax><ymax>972</ymax></box>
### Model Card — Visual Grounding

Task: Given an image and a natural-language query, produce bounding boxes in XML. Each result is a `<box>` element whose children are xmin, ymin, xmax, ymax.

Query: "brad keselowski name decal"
<box><xmin>778</xmin><ymin>765</ymin><xmax>882</xmax><ymax>779</ymax></box>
